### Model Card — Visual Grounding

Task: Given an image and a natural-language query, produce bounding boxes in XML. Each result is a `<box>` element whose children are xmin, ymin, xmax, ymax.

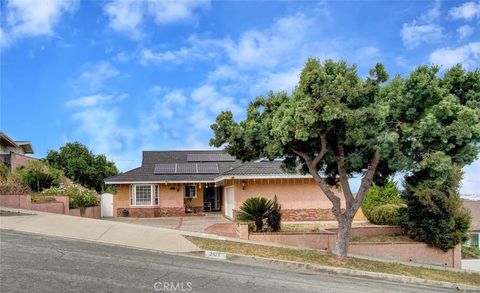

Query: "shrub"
<box><xmin>402</xmin><ymin>165</ymin><xmax>471</xmax><ymax>251</ymax></box>
<box><xmin>0</xmin><ymin>178</ymin><xmax>31</xmax><ymax>195</ymax></box>
<box><xmin>369</xmin><ymin>203</ymin><xmax>406</xmax><ymax>226</ymax></box>
<box><xmin>42</xmin><ymin>185</ymin><xmax>98</xmax><ymax>211</ymax></box>
<box><xmin>362</xmin><ymin>180</ymin><xmax>405</xmax><ymax>224</ymax></box>
<box><xmin>237</xmin><ymin>197</ymin><xmax>274</xmax><ymax>232</ymax></box>
<box><xmin>13</xmin><ymin>160</ymin><xmax>62</xmax><ymax>192</ymax></box>
<box><xmin>267</xmin><ymin>196</ymin><xmax>282</xmax><ymax>232</ymax></box>
<box><xmin>0</xmin><ymin>163</ymin><xmax>8</xmax><ymax>181</ymax></box>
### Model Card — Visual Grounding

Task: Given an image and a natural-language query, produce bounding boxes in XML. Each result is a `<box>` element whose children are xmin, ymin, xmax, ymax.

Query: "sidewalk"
<box><xmin>0</xmin><ymin>207</ymin><xmax>199</xmax><ymax>253</ymax></box>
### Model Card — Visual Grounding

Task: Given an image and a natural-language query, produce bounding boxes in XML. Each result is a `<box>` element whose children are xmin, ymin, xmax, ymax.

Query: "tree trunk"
<box><xmin>255</xmin><ymin>219</ymin><xmax>263</xmax><ymax>231</ymax></box>
<box><xmin>333</xmin><ymin>213</ymin><xmax>352</xmax><ymax>257</ymax></box>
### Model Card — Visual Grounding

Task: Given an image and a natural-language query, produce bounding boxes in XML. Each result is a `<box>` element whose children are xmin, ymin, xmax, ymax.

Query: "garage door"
<box><xmin>225</xmin><ymin>186</ymin><xmax>234</xmax><ymax>219</ymax></box>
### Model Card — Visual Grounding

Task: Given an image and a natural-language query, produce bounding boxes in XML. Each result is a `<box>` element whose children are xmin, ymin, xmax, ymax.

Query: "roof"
<box><xmin>105</xmin><ymin>151</ymin><xmax>308</xmax><ymax>184</ymax></box>
<box><xmin>0</xmin><ymin>132</ymin><xmax>34</xmax><ymax>154</ymax></box>
<box><xmin>463</xmin><ymin>200</ymin><xmax>480</xmax><ymax>232</ymax></box>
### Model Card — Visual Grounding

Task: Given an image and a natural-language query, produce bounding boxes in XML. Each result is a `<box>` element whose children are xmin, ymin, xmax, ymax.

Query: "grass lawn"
<box><xmin>186</xmin><ymin>236</ymin><xmax>480</xmax><ymax>287</ymax></box>
<box><xmin>351</xmin><ymin>233</ymin><xmax>414</xmax><ymax>243</ymax></box>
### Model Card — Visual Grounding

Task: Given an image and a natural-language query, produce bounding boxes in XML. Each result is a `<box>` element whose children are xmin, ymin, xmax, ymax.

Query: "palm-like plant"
<box><xmin>237</xmin><ymin>197</ymin><xmax>274</xmax><ymax>231</ymax></box>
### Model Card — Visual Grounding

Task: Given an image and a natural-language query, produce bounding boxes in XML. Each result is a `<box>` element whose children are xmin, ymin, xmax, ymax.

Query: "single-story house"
<box><xmin>105</xmin><ymin>150</ymin><xmax>356</xmax><ymax>221</ymax></box>
<box><xmin>0</xmin><ymin>131</ymin><xmax>36</xmax><ymax>171</ymax></box>
<box><xmin>463</xmin><ymin>200</ymin><xmax>480</xmax><ymax>248</ymax></box>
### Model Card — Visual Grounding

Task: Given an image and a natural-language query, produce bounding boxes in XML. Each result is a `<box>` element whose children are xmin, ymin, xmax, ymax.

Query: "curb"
<box><xmin>185</xmin><ymin>250</ymin><xmax>480</xmax><ymax>292</ymax></box>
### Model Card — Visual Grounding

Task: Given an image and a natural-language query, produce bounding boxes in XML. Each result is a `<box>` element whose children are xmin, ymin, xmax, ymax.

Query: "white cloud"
<box><xmin>104</xmin><ymin>0</ymin><xmax>143</xmax><ymax>39</ymax></box>
<box><xmin>207</xmin><ymin>66</ymin><xmax>239</xmax><ymax>81</ymax></box>
<box><xmin>225</xmin><ymin>13</ymin><xmax>314</xmax><ymax>70</ymax></box>
<box><xmin>461</xmin><ymin>159</ymin><xmax>480</xmax><ymax>194</ymax></box>
<box><xmin>429</xmin><ymin>42</ymin><xmax>480</xmax><ymax>69</ymax></box>
<box><xmin>79</xmin><ymin>61</ymin><xmax>120</xmax><ymax>90</ymax></box>
<box><xmin>449</xmin><ymin>1</ymin><xmax>480</xmax><ymax>20</ymax></box>
<box><xmin>420</xmin><ymin>0</ymin><xmax>441</xmax><ymax>22</ymax></box>
<box><xmin>1</xmin><ymin>0</ymin><xmax>77</xmax><ymax>47</ymax></box>
<box><xmin>65</xmin><ymin>94</ymin><xmax>126</xmax><ymax>108</ymax></box>
<box><xmin>104</xmin><ymin>0</ymin><xmax>210</xmax><ymax>39</ymax></box>
<box><xmin>457</xmin><ymin>25</ymin><xmax>475</xmax><ymax>40</ymax></box>
<box><xmin>146</xmin><ymin>0</ymin><xmax>210</xmax><ymax>25</ymax></box>
<box><xmin>251</xmin><ymin>68</ymin><xmax>301</xmax><ymax>94</ymax></box>
<box><xmin>401</xmin><ymin>22</ymin><xmax>443</xmax><ymax>48</ymax></box>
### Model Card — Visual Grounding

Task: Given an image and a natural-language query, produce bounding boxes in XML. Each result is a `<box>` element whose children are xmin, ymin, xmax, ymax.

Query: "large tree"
<box><xmin>210</xmin><ymin>59</ymin><xmax>480</xmax><ymax>256</ymax></box>
<box><xmin>46</xmin><ymin>142</ymin><xmax>118</xmax><ymax>192</ymax></box>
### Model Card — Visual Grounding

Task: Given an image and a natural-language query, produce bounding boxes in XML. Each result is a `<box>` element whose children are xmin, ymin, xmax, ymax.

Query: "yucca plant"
<box><xmin>237</xmin><ymin>197</ymin><xmax>274</xmax><ymax>231</ymax></box>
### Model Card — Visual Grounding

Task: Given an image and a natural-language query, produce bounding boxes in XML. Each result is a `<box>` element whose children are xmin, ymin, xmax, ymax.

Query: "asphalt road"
<box><xmin>0</xmin><ymin>230</ymin><xmax>464</xmax><ymax>293</ymax></box>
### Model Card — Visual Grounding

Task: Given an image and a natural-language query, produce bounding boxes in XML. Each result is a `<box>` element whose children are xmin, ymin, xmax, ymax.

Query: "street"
<box><xmin>0</xmin><ymin>230</ymin><xmax>467</xmax><ymax>293</ymax></box>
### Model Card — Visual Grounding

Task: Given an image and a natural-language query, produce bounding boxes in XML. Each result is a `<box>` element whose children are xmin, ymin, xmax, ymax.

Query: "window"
<box><xmin>184</xmin><ymin>184</ymin><xmax>197</xmax><ymax>199</ymax></box>
<box><xmin>131</xmin><ymin>184</ymin><xmax>159</xmax><ymax>206</ymax></box>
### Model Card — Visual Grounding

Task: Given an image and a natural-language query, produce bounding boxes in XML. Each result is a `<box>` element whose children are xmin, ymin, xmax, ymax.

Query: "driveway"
<box><xmin>106</xmin><ymin>213</ymin><xmax>239</xmax><ymax>238</ymax></box>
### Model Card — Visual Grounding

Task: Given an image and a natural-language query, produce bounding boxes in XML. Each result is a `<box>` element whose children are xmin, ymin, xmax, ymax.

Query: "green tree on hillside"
<box><xmin>210</xmin><ymin>59</ymin><xmax>479</xmax><ymax>256</ymax></box>
<box><xmin>46</xmin><ymin>142</ymin><xmax>118</xmax><ymax>192</ymax></box>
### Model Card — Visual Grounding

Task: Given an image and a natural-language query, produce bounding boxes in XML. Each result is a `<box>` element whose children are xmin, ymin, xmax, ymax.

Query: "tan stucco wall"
<box><xmin>184</xmin><ymin>184</ymin><xmax>204</xmax><ymax>208</ymax></box>
<box><xmin>114</xmin><ymin>184</ymin><xmax>185</xmax><ymax>210</ymax></box>
<box><xmin>229</xmin><ymin>178</ymin><xmax>345</xmax><ymax>211</ymax></box>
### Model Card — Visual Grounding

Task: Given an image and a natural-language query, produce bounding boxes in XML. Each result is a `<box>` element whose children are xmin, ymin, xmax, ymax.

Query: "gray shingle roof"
<box><xmin>105</xmin><ymin>150</ymin><xmax>242</xmax><ymax>183</ymax></box>
<box><xmin>105</xmin><ymin>151</ymin><xmax>305</xmax><ymax>183</ymax></box>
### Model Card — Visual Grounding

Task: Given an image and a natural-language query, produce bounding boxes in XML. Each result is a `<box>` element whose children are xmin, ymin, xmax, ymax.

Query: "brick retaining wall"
<box><xmin>240</xmin><ymin>224</ymin><xmax>461</xmax><ymax>268</ymax></box>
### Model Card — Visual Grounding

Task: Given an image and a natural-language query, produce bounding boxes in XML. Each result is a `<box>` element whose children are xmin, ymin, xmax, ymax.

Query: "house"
<box><xmin>463</xmin><ymin>200</ymin><xmax>480</xmax><ymax>248</ymax></box>
<box><xmin>104</xmin><ymin>150</ymin><xmax>351</xmax><ymax>221</ymax></box>
<box><xmin>0</xmin><ymin>131</ymin><xmax>35</xmax><ymax>171</ymax></box>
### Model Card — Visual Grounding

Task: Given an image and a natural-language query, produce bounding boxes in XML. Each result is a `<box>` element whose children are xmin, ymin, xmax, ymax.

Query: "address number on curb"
<box><xmin>205</xmin><ymin>250</ymin><xmax>227</xmax><ymax>260</ymax></box>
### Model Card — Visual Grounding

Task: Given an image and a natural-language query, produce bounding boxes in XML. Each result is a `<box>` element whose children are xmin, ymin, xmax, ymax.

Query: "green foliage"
<box><xmin>362</xmin><ymin>180</ymin><xmax>405</xmax><ymax>223</ymax></box>
<box><xmin>42</xmin><ymin>185</ymin><xmax>98</xmax><ymax>210</ymax></box>
<box><xmin>402</xmin><ymin>166</ymin><xmax>472</xmax><ymax>251</ymax></box>
<box><xmin>237</xmin><ymin>197</ymin><xmax>282</xmax><ymax>232</ymax></box>
<box><xmin>46</xmin><ymin>142</ymin><xmax>118</xmax><ymax>192</ymax></box>
<box><xmin>12</xmin><ymin>160</ymin><xmax>62</xmax><ymax>193</ymax></box>
<box><xmin>0</xmin><ymin>163</ymin><xmax>8</xmax><ymax>181</ymax></box>
<box><xmin>210</xmin><ymin>59</ymin><xmax>480</xmax><ymax>254</ymax></box>
<box><xmin>267</xmin><ymin>196</ymin><xmax>282</xmax><ymax>232</ymax></box>
<box><xmin>462</xmin><ymin>245</ymin><xmax>480</xmax><ymax>259</ymax></box>
<box><xmin>369</xmin><ymin>204</ymin><xmax>406</xmax><ymax>226</ymax></box>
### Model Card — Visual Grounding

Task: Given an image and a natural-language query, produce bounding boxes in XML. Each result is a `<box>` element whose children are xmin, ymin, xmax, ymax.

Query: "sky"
<box><xmin>1</xmin><ymin>0</ymin><xmax>479</xmax><ymax>194</ymax></box>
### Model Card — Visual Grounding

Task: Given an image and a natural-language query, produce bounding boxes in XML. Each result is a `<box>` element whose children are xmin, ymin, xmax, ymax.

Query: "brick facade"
<box><xmin>282</xmin><ymin>208</ymin><xmax>341</xmax><ymax>221</ymax></box>
<box><xmin>116</xmin><ymin>207</ymin><xmax>185</xmax><ymax>217</ymax></box>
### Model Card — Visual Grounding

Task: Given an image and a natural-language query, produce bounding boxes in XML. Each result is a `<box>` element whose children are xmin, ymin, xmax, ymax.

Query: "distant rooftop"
<box><xmin>0</xmin><ymin>132</ymin><xmax>34</xmax><ymax>154</ymax></box>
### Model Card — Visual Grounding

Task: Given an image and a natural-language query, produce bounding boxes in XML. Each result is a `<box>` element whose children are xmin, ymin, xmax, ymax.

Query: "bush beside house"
<box><xmin>362</xmin><ymin>180</ymin><xmax>406</xmax><ymax>226</ymax></box>
<box><xmin>42</xmin><ymin>185</ymin><xmax>98</xmax><ymax>214</ymax></box>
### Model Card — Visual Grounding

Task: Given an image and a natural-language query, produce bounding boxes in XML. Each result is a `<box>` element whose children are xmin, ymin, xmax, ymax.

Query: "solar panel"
<box><xmin>187</xmin><ymin>153</ymin><xmax>235</xmax><ymax>162</ymax></box>
<box><xmin>154</xmin><ymin>163</ymin><xmax>220</xmax><ymax>174</ymax></box>
<box><xmin>154</xmin><ymin>164</ymin><xmax>176</xmax><ymax>174</ymax></box>
<box><xmin>197</xmin><ymin>163</ymin><xmax>219</xmax><ymax>174</ymax></box>
<box><xmin>176</xmin><ymin>163</ymin><xmax>197</xmax><ymax>174</ymax></box>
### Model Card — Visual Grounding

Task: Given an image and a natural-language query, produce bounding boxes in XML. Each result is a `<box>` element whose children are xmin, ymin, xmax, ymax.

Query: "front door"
<box><xmin>204</xmin><ymin>186</ymin><xmax>222</xmax><ymax>211</ymax></box>
<box><xmin>225</xmin><ymin>186</ymin><xmax>234</xmax><ymax>219</ymax></box>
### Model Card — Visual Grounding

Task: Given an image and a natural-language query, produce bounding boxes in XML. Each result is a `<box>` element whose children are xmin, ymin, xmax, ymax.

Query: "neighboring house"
<box><xmin>463</xmin><ymin>200</ymin><xmax>480</xmax><ymax>248</ymax></box>
<box><xmin>0</xmin><ymin>131</ymin><xmax>35</xmax><ymax>171</ymax></box>
<box><xmin>105</xmin><ymin>150</ymin><xmax>352</xmax><ymax>221</ymax></box>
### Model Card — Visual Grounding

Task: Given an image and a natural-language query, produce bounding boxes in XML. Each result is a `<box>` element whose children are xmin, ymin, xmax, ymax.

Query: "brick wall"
<box><xmin>10</xmin><ymin>153</ymin><xmax>37</xmax><ymax>171</ymax></box>
<box><xmin>240</xmin><ymin>224</ymin><xmax>461</xmax><ymax>268</ymax></box>
<box><xmin>116</xmin><ymin>207</ymin><xmax>185</xmax><ymax>217</ymax></box>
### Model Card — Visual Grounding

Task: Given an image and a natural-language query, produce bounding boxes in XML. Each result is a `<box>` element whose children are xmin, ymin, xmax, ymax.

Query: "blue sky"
<box><xmin>1</xmin><ymin>0</ymin><xmax>479</xmax><ymax>194</ymax></box>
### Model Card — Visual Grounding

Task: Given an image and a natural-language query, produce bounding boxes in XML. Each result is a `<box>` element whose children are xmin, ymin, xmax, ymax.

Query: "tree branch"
<box><xmin>352</xmin><ymin>152</ymin><xmax>381</xmax><ymax>213</ymax></box>
<box><xmin>312</xmin><ymin>133</ymin><xmax>327</xmax><ymax>167</ymax></box>
<box><xmin>335</xmin><ymin>145</ymin><xmax>354</xmax><ymax>210</ymax></box>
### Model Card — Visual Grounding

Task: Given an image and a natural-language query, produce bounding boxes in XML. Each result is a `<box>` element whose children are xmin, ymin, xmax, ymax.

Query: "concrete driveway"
<box><xmin>105</xmin><ymin>213</ymin><xmax>239</xmax><ymax>237</ymax></box>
